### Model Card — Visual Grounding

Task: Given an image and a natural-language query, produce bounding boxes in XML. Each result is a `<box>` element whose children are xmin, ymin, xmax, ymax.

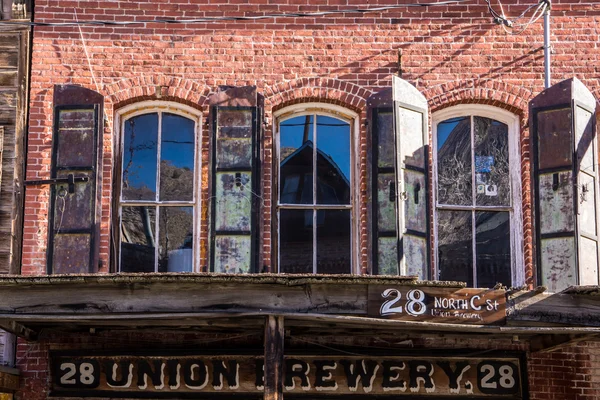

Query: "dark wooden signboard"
<box><xmin>50</xmin><ymin>353</ymin><xmax>523</xmax><ymax>398</ymax></box>
<box><xmin>367</xmin><ymin>285</ymin><xmax>507</xmax><ymax>325</ymax></box>
<box><xmin>0</xmin><ymin>370</ymin><xmax>19</xmax><ymax>392</ymax></box>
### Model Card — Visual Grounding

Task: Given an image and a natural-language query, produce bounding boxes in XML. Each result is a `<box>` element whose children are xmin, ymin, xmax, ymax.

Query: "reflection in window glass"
<box><xmin>158</xmin><ymin>207</ymin><xmax>194</xmax><ymax>272</ymax></box>
<box><xmin>476</xmin><ymin>211</ymin><xmax>511</xmax><ymax>288</ymax></box>
<box><xmin>278</xmin><ymin>112</ymin><xmax>352</xmax><ymax>274</ymax></box>
<box><xmin>120</xmin><ymin>206</ymin><xmax>156</xmax><ymax>273</ymax></box>
<box><xmin>317</xmin><ymin>210</ymin><xmax>351</xmax><ymax>274</ymax></box>
<box><xmin>160</xmin><ymin>113</ymin><xmax>195</xmax><ymax>201</ymax></box>
<box><xmin>279</xmin><ymin>209</ymin><xmax>313</xmax><ymax>274</ymax></box>
<box><xmin>122</xmin><ymin>113</ymin><xmax>158</xmax><ymax>201</ymax></box>
<box><xmin>437</xmin><ymin>117</ymin><xmax>472</xmax><ymax>206</ymax></box>
<box><xmin>437</xmin><ymin>210</ymin><xmax>473</xmax><ymax>286</ymax></box>
<box><xmin>436</xmin><ymin>113</ymin><xmax>514</xmax><ymax>288</ymax></box>
<box><xmin>474</xmin><ymin>117</ymin><xmax>510</xmax><ymax>207</ymax></box>
<box><xmin>120</xmin><ymin>110</ymin><xmax>197</xmax><ymax>273</ymax></box>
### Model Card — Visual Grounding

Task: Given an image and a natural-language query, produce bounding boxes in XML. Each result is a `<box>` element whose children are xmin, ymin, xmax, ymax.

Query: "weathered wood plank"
<box><xmin>264</xmin><ymin>316</ymin><xmax>284</xmax><ymax>400</ymax></box>
<box><xmin>508</xmin><ymin>292</ymin><xmax>600</xmax><ymax>326</ymax></box>
<box><xmin>0</xmin><ymin>281</ymin><xmax>370</xmax><ymax>315</ymax></box>
<box><xmin>0</xmin><ymin>51</ymin><xmax>17</xmax><ymax>68</ymax></box>
<box><xmin>0</xmin><ymin>71</ymin><xmax>16</xmax><ymax>87</ymax></box>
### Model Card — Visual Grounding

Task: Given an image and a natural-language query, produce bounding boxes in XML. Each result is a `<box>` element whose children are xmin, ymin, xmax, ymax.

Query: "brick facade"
<box><xmin>14</xmin><ymin>0</ymin><xmax>600</xmax><ymax>399</ymax></box>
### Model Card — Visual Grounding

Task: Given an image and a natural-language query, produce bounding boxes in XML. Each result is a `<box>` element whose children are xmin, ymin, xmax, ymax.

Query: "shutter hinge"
<box><xmin>25</xmin><ymin>173</ymin><xmax>89</xmax><ymax>194</ymax></box>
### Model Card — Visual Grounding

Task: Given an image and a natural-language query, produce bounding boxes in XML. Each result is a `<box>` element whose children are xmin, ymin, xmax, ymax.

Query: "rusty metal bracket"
<box><xmin>25</xmin><ymin>173</ymin><xmax>89</xmax><ymax>194</ymax></box>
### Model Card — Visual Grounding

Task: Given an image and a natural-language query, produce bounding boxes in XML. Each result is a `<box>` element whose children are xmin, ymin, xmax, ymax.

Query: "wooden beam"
<box><xmin>0</xmin><ymin>321</ymin><xmax>37</xmax><ymax>341</ymax></box>
<box><xmin>509</xmin><ymin>292</ymin><xmax>600</xmax><ymax>326</ymax></box>
<box><xmin>264</xmin><ymin>316</ymin><xmax>284</xmax><ymax>400</ymax></box>
<box><xmin>529</xmin><ymin>334</ymin><xmax>598</xmax><ymax>353</ymax></box>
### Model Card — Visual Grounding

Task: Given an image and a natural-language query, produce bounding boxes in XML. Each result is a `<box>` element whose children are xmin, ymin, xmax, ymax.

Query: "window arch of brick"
<box><xmin>112</xmin><ymin>101</ymin><xmax>203</xmax><ymax>273</ymax></box>
<box><xmin>432</xmin><ymin>104</ymin><xmax>525</xmax><ymax>287</ymax></box>
<box><xmin>273</xmin><ymin>103</ymin><xmax>361</xmax><ymax>275</ymax></box>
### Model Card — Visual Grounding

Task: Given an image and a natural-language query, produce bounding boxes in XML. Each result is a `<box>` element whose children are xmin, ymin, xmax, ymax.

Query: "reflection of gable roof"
<box><xmin>281</xmin><ymin>140</ymin><xmax>349</xmax><ymax>187</ymax></box>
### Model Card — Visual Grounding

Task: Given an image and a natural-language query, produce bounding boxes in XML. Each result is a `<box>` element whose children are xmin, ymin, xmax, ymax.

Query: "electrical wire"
<box><xmin>0</xmin><ymin>0</ymin><xmax>475</xmax><ymax>27</ymax></box>
<box><xmin>486</xmin><ymin>0</ymin><xmax>549</xmax><ymax>34</ymax></box>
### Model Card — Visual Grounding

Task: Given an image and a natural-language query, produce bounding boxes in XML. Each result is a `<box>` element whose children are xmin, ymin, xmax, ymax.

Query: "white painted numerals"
<box><xmin>478</xmin><ymin>362</ymin><xmax>519</xmax><ymax>395</ymax></box>
<box><xmin>380</xmin><ymin>289</ymin><xmax>426</xmax><ymax>317</ymax></box>
<box><xmin>58</xmin><ymin>360</ymin><xmax>99</xmax><ymax>387</ymax></box>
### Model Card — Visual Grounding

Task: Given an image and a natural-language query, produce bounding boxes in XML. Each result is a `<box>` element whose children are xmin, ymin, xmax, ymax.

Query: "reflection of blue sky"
<box><xmin>123</xmin><ymin>113</ymin><xmax>195</xmax><ymax>195</ymax></box>
<box><xmin>437</xmin><ymin>116</ymin><xmax>468</xmax><ymax>151</ymax></box>
<box><xmin>280</xmin><ymin>115</ymin><xmax>350</xmax><ymax>180</ymax></box>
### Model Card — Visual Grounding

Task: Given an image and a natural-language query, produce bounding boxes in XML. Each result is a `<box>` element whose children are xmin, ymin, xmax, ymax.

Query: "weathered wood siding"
<box><xmin>0</xmin><ymin>26</ymin><xmax>29</xmax><ymax>274</ymax></box>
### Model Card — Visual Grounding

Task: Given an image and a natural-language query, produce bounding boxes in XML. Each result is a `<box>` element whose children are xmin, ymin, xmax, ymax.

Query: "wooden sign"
<box><xmin>50</xmin><ymin>353</ymin><xmax>523</xmax><ymax>398</ymax></box>
<box><xmin>368</xmin><ymin>285</ymin><xmax>507</xmax><ymax>325</ymax></box>
<box><xmin>0</xmin><ymin>370</ymin><xmax>19</xmax><ymax>392</ymax></box>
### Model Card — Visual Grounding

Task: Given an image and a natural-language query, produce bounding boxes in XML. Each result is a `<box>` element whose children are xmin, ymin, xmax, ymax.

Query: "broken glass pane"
<box><xmin>474</xmin><ymin>117</ymin><xmax>510</xmax><ymax>206</ymax></box>
<box><xmin>475</xmin><ymin>211</ymin><xmax>511</xmax><ymax>288</ymax></box>
<box><xmin>158</xmin><ymin>206</ymin><xmax>193</xmax><ymax>272</ymax></box>
<box><xmin>437</xmin><ymin>117</ymin><xmax>472</xmax><ymax>206</ymax></box>
<box><xmin>160</xmin><ymin>113</ymin><xmax>195</xmax><ymax>201</ymax></box>
<box><xmin>437</xmin><ymin>209</ymin><xmax>473</xmax><ymax>286</ymax></box>
<box><xmin>122</xmin><ymin>113</ymin><xmax>158</xmax><ymax>201</ymax></box>
<box><xmin>120</xmin><ymin>206</ymin><xmax>156</xmax><ymax>272</ymax></box>
<box><xmin>280</xmin><ymin>116</ymin><xmax>314</xmax><ymax>205</ymax></box>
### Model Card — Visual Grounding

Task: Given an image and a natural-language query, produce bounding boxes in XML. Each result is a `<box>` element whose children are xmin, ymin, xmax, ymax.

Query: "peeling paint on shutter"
<box><xmin>209</xmin><ymin>86</ymin><xmax>261</xmax><ymax>273</ymax></box>
<box><xmin>48</xmin><ymin>85</ymin><xmax>103</xmax><ymax>274</ymax></box>
<box><xmin>368</xmin><ymin>89</ymin><xmax>400</xmax><ymax>275</ymax></box>
<box><xmin>392</xmin><ymin>76</ymin><xmax>430</xmax><ymax>279</ymax></box>
<box><xmin>530</xmin><ymin>77</ymin><xmax>599</xmax><ymax>292</ymax></box>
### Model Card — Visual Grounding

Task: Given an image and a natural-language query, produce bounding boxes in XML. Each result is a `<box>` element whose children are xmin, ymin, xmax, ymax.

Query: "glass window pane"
<box><xmin>160</xmin><ymin>113</ymin><xmax>195</xmax><ymax>201</ymax></box>
<box><xmin>279</xmin><ymin>209</ymin><xmax>313</xmax><ymax>273</ymax></box>
<box><xmin>158</xmin><ymin>207</ymin><xmax>193</xmax><ymax>272</ymax></box>
<box><xmin>437</xmin><ymin>117</ymin><xmax>472</xmax><ymax>205</ymax></box>
<box><xmin>317</xmin><ymin>210</ymin><xmax>351</xmax><ymax>274</ymax></box>
<box><xmin>474</xmin><ymin>117</ymin><xmax>510</xmax><ymax>206</ymax></box>
<box><xmin>476</xmin><ymin>211</ymin><xmax>511</xmax><ymax>288</ymax></box>
<box><xmin>280</xmin><ymin>116</ymin><xmax>314</xmax><ymax>204</ymax></box>
<box><xmin>120</xmin><ymin>206</ymin><xmax>156</xmax><ymax>272</ymax></box>
<box><xmin>316</xmin><ymin>115</ymin><xmax>351</xmax><ymax>205</ymax></box>
<box><xmin>122</xmin><ymin>113</ymin><xmax>158</xmax><ymax>201</ymax></box>
<box><xmin>438</xmin><ymin>210</ymin><xmax>473</xmax><ymax>286</ymax></box>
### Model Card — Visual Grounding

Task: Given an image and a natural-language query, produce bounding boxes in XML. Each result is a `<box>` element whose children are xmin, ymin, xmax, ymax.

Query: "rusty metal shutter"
<box><xmin>208</xmin><ymin>86</ymin><xmax>262</xmax><ymax>273</ymax></box>
<box><xmin>392</xmin><ymin>76</ymin><xmax>430</xmax><ymax>279</ymax></box>
<box><xmin>47</xmin><ymin>85</ymin><xmax>104</xmax><ymax>274</ymax></box>
<box><xmin>530</xmin><ymin>77</ymin><xmax>599</xmax><ymax>292</ymax></box>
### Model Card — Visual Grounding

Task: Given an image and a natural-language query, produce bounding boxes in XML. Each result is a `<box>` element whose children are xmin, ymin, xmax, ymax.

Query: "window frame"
<box><xmin>113</xmin><ymin>101</ymin><xmax>203</xmax><ymax>273</ymax></box>
<box><xmin>273</xmin><ymin>103</ymin><xmax>360</xmax><ymax>274</ymax></box>
<box><xmin>432</xmin><ymin>104</ymin><xmax>524</xmax><ymax>287</ymax></box>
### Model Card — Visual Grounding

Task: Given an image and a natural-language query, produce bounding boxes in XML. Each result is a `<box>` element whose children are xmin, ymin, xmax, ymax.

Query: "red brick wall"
<box><xmin>22</xmin><ymin>0</ymin><xmax>600</xmax><ymax>280</ymax></box>
<box><xmin>14</xmin><ymin>333</ymin><xmax>600</xmax><ymax>399</ymax></box>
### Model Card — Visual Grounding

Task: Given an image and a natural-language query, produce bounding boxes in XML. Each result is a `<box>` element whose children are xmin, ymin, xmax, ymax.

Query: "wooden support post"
<box><xmin>264</xmin><ymin>315</ymin><xmax>284</xmax><ymax>400</ymax></box>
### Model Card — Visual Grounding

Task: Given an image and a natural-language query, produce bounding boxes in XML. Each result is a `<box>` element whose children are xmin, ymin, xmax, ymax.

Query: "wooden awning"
<box><xmin>0</xmin><ymin>274</ymin><xmax>599</xmax><ymax>351</ymax></box>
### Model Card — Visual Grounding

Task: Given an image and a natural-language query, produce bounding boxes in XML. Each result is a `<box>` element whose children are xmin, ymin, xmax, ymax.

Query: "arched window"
<box><xmin>433</xmin><ymin>105</ymin><xmax>523</xmax><ymax>287</ymax></box>
<box><xmin>116</xmin><ymin>102</ymin><xmax>201</xmax><ymax>273</ymax></box>
<box><xmin>274</xmin><ymin>104</ymin><xmax>358</xmax><ymax>274</ymax></box>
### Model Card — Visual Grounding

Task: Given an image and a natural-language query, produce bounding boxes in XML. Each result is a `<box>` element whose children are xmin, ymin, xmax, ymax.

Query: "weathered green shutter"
<box><xmin>47</xmin><ymin>85</ymin><xmax>104</xmax><ymax>274</ymax></box>
<box><xmin>392</xmin><ymin>76</ymin><xmax>430</xmax><ymax>279</ymax></box>
<box><xmin>209</xmin><ymin>86</ymin><xmax>261</xmax><ymax>273</ymax></box>
<box><xmin>530</xmin><ymin>77</ymin><xmax>599</xmax><ymax>292</ymax></box>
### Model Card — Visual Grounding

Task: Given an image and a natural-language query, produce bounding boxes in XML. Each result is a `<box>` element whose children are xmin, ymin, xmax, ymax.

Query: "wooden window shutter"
<box><xmin>392</xmin><ymin>76</ymin><xmax>430</xmax><ymax>279</ymax></box>
<box><xmin>47</xmin><ymin>85</ymin><xmax>104</xmax><ymax>274</ymax></box>
<box><xmin>208</xmin><ymin>86</ymin><xmax>262</xmax><ymax>273</ymax></box>
<box><xmin>368</xmin><ymin>89</ymin><xmax>400</xmax><ymax>275</ymax></box>
<box><xmin>530</xmin><ymin>77</ymin><xmax>599</xmax><ymax>292</ymax></box>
